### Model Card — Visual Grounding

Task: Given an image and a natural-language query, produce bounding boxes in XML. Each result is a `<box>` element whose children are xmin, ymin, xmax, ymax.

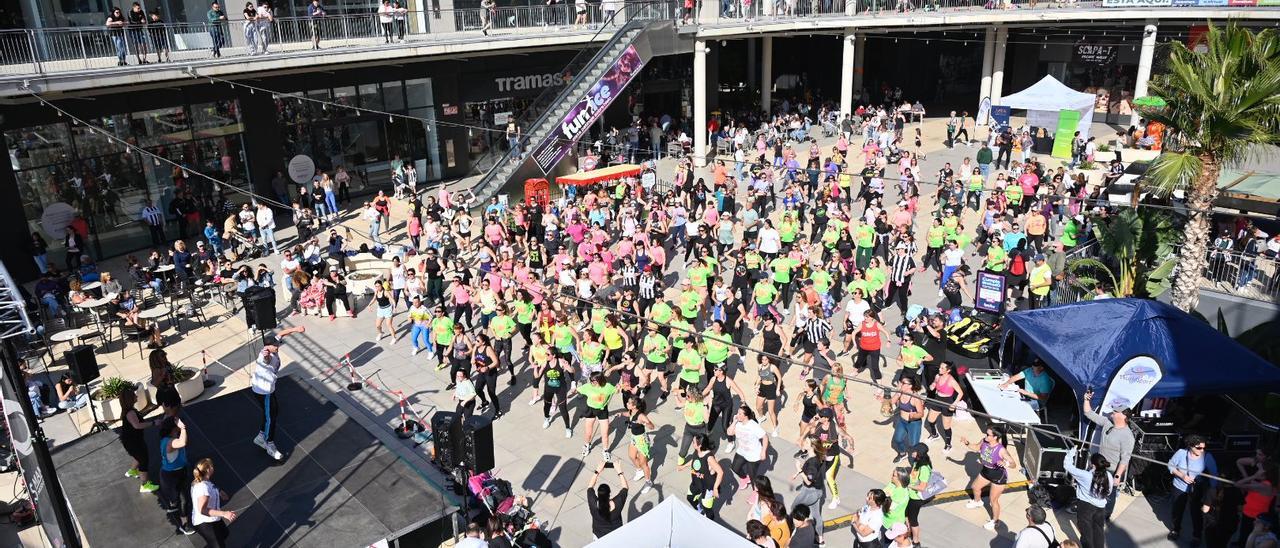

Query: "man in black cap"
<box><xmin>250</xmin><ymin>325</ymin><xmax>306</xmax><ymax>460</ymax></box>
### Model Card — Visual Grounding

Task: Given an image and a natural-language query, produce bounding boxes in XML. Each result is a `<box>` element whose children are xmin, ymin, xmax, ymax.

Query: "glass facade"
<box><xmin>277</xmin><ymin>77</ymin><xmax>442</xmax><ymax>195</ymax></box>
<box><xmin>6</xmin><ymin>99</ymin><xmax>249</xmax><ymax>265</ymax></box>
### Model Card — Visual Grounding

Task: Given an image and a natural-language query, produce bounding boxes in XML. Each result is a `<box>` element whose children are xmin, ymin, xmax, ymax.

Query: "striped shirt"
<box><xmin>804</xmin><ymin>317</ymin><xmax>832</xmax><ymax>345</ymax></box>
<box><xmin>889</xmin><ymin>253</ymin><xmax>916</xmax><ymax>285</ymax></box>
<box><xmin>141</xmin><ymin>206</ymin><xmax>163</xmax><ymax>226</ymax></box>
<box><xmin>638</xmin><ymin>273</ymin><xmax>657</xmax><ymax>300</ymax></box>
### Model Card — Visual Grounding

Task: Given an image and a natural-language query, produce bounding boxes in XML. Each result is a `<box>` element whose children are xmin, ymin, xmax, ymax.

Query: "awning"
<box><xmin>555</xmin><ymin>164</ymin><xmax>642</xmax><ymax>186</ymax></box>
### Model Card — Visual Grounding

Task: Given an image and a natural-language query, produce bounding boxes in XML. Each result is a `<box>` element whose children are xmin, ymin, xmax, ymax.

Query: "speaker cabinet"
<box><xmin>431</xmin><ymin>412</ymin><xmax>461</xmax><ymax>470</ymax></box>
<box><xmin>1024</xmin><ymin>424</ymin><xmax>1070</xmax><ymax>483</ymax></box>
<box><xmin>249</xmin><ymin>289</ymin><xmax>277</xmax><ymax>330</ymax></box>
<box><xmin>459</xmin><ymin>416</ymin><xmax>495</xmax><ymax>473</ymax></box>
<box><xmin>64</xmin><ymin>345</ymin><xmax>99</xmax><ymax>385</ymax></box>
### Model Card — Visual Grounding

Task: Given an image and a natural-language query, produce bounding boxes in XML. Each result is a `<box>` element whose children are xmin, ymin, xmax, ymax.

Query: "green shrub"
<box><xmin>95</xmin><ymin>377</ymin><xmax>134</xmax><ymax>401</ymax></box>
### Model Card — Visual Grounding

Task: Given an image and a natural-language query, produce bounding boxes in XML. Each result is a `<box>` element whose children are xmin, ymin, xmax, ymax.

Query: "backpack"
<box><xmin>1027</xmin><ymin>522</ymin><xmax>1060</xmax><ymax>548</ymax></box>
<box><xmin>1009</xmin><ymin>252</ymin><xmax>1027</xmax><ymax>276</ymax></box>
<box><xmin>919</xmin><ymin>469</ymin><xmax>948</xmax><ymax>499</ymax></box>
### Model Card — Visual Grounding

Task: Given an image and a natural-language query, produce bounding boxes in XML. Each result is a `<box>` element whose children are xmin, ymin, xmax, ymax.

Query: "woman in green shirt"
<box><xmin>577</xmin><ymin>372</ymin><xmax>617</xmax><ymax>462</ymax></box>
<box><xmin>882</xmin><ymin>467</ymin><xmax>912</xmax><ymax>544</ymax></box>
<box><xmin>905</xmin><ymin>444</ymin><xmax>933</xmax><ymax>546</ymax></box>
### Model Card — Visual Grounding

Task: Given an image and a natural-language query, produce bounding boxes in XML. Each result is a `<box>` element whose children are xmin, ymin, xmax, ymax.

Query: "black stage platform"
<box><xmin>53</xmin><ymin>377</ymin><xmax>454</xmax><ymax>548</ymax></box>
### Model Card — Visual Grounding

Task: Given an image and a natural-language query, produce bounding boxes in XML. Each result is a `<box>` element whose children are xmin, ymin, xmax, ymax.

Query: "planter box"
<box><xmin>175</xmin><ymin>369</ymin><xmax>207</xmax><ymax>404</ymax></box>
<box><xmin>90</xmin><ymin>383</ymin><xmax>146</xmax><ymax>422</ymax></box>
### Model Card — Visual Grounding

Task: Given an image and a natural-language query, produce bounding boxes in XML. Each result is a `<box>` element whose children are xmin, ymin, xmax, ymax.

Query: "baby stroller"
<box><xmin>465</xmin><ymin>471</ymin><xmax>549</xmax><ymax>546</ymax></box>
<box><xmin>228</xmin><ymin>231</ymin><xmax>263</xmax><ymax>261</ymax></box>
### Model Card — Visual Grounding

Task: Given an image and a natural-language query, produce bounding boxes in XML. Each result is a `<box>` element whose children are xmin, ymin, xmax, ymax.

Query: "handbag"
<box><xmin>919</xmin><ymin>469</ymin><xmax>948</xmax><ymax>500</ymax></box>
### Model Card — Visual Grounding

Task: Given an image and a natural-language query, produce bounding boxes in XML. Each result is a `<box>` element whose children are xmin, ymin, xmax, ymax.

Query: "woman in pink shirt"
<box><xmin>647</xmin><ymin>241</ymin><xmax>666</xmax><ymax>272</ymax></box>
<box><xmin>483</xmin><ymin>218</ymin><xmax>506</xmax><ymax>248</ymax></box>
<box><xmin>588</xmin><ymin>257</ymin><xmax>610</xmax><ymax>287</ymax></box>
<box><xmin>407</xmin><ymin>214</ymin><xmax>422</xmax><ymax>250</ymax></box>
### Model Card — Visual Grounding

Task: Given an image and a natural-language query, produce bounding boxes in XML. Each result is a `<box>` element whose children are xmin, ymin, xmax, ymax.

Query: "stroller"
<box><xmin>464</xmin><ymin>470</ymin><xmax>550</xmax><ymax>547</ymax></box>
<box><xmin>227</xmin><ymin>231</ymin><xmax>263</xmax><ymax>261</ymax></box>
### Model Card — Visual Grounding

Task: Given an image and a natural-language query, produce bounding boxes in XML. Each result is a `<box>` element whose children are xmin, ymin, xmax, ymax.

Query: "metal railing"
<box><xmin>1197</xmin><ymin>246</ymin><xmax>1280</xmax><ymax>303</ymax></box>
<box><xmin>0</xmin><ymin>6</ymin><xmax>631</xmax><ymax>77</ymax></box>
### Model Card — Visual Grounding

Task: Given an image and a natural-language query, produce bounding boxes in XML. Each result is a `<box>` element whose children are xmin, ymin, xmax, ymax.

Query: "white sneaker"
<box><xmin>827</xmin><ymin>497</ymin><xmax>840</xmax><ymax>509</ymax></box>
<box><xmin>253</xmin><ymin>432</ymin><xmax>266</xmax><ymax>449</ymax></box>
<box><xmin>771</xmin><ymin>428</ymin><xmax>779</xmax><ymax>438</ymax></box>
<box><xmin>565</xmin><ymin>428</ymin><xmax>573</xmax><ymax>439</ymax></box>
<box><xmin>603</xmin><ymin>451</ymin><xmax>612</xmax><ymax>462</ymax></box>
<box><xmin>528</xmin><ymin>395</ymin><xmax>540</xmax><ymax>406</ymax></box>
<box><xmin>639</xmin><ymin>480</ymin><xmax>654</xmax><ymax>495</ymax></box>
<box><xmin>542</xmin><ymin>417</ymin><xmax>552</xmax><ymax>429</ymax></box>
<box><xmin>580</xmin><ymin>444</ymin><xmax>590</xmax><ymax>458</ymax></box>
<box><xmin>965</xmin><ymin>500</ymin><xmax>984</xmax><ymax>509</ymax></box>
<box><xmin>264</xmin><ymin>442</ymin><xmax>283</xmax><ymax>460</ymax></box>
<box><xmin>983</xmin><ymin>519</ymin><xmax>997</xmax><ymax>531</ymax></box>
<box><xmin>633</xmin><ymin>469</ymin><xmax>645</xmax><ymax>481</ymax></box>
<box><xmin>411</xmin><ymin>347</ymin><xmax>419</xmax><ymax>356</ymax></box>
<box><xmin>937</xmin><ymin>289</ymin><xmax>944</xmax><ymax>297</ymax></box>
<box><xmin>722</xmin><ymin>442</ymin><xmax>735</xmax><ymax>454</ymax></box>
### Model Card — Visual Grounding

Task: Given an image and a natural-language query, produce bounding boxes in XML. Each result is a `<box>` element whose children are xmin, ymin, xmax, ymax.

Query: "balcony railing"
<box><xmin>1196</xmin><ymin>246</ymin><xmax>1280</xmax><ymax>303</ymax></box>
<box><xmin>5</xmin><ymin>2</ymin><xmax>1270</xmax><ymax>79</ymax></box>
<box><xmin>0</xmin><ymin>6</ymin><xmax>642</xmax><ymax>77</ymax></box>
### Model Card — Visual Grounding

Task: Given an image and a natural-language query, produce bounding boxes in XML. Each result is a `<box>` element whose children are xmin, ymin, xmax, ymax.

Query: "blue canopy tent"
<box><xmin>1002</xmin><ymin>298</ymin><xmax>1280</xmax><ymax>398</ymax></box>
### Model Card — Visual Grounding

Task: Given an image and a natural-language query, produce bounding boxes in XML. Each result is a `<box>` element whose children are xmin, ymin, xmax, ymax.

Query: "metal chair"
<box><xmin>119</xmin><ymin>320</ymin><xmax>148</xmax><ymax>358</ymax></box>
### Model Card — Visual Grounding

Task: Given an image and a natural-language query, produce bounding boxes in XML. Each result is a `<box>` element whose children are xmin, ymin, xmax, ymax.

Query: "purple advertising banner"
<box><xmin>532</xmin><ymin>45</ymin><xmax>646</xmax><ymax>174</ymax></box>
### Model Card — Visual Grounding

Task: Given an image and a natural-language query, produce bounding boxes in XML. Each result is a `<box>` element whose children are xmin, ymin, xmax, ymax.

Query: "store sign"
<box><xmin>1101</xmin><ymin>0</ymin><xmax>1171</xmax><ymax>6</ymax></box>
<box><xmin>494</xmin><ymin>73</ymin><xmax>563</xmax><ymax>93</ymax></box>
<box><xmin>287</xmin><ymin>154</ymin><xmax>316</xmax><ymax>185</ymax></box>
<box><xmin>1073</xmin><ymin>44</ymin><xmax>1117</xmax><ymax>66</ymax></box>
<box><xmin>990</xmin><ymin>105</ymin><xmax>1011</xmax><ymax>130</ymax></box>
<box><xmin>1260</xmin><ymin>0</ymin><xmax>1280</xmax><ymax>5</ymax></box>
<box><xmin>974</xmin><ymin>270</ymin><xmax>1006</xmax><ymax>314</ymax></box>
<box><xmin>493</xmin><ymin>111</ymin><xmax>512</xmax><ymax>126</ymax></box>
<box><xmin>442</xmin><ymin>104</ymin><xmax>459</xmax><ymax>116</ymax></box>
<box><xmin>531</xmin><ymin>45</ymin><xmax>646</xmax><ymax>174</ymax></box>
<box><xmin>39</xmin><ymin>202</ymin><xmax>76</xmax><ymax>239</ymax></box>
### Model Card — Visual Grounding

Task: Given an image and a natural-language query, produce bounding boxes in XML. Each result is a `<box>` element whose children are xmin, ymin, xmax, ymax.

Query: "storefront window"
<box><xmin>6</xmin><ymin>99</ymin><xmax>249</xmax><ymax>264</ymax></box>
<box><xmin>130</xmin><ymin>107</ymin><xmax>191</xmax><ymax>148</ymax></box>
<box><xmin>406</xmin><ymin>78</ymin><xmax>434</xmax><ymax>109</ymax></box>
<box><xmin>384</xmin><ymin>81</ymin><xmax>405</xmax><ymax>111</ymax></box>
<box><xmin>7</xmin><ymin>124</ymin><xmax>73</xmax><ymax>171</ymax></box>
<box><xmin>359</xmin><ymin>84</ymin><xmax>383</xmax><ymax>111</ymax></box>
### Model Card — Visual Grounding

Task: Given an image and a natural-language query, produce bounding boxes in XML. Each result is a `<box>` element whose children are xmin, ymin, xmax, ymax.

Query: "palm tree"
<box><xmin>1142</xmin><ymin>23</ymin><xmax>1280</xmax><ymax>311</ymax></box>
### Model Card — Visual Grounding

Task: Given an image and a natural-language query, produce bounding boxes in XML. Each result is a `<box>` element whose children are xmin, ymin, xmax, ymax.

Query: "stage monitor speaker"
<box><xmin>249</xmin><ymin>290</ymin><xmax>277</xmax><ymax>330</ymax></box>
<box><xmin>64</xmin><ymin>345</ymin><xmax>99</xmax><ymax>385</ymax></box>
<box><xmin>1024</xmin><ymin>424</ymin><xmax>1070</xmax><ymax>483</ymax></box>
<box><xmin>431</xmin><ymin>412</ymin><xmax>461</xmax><ymax>469</ymax></box>
<box><xmin>459</xmin><ymin>416</ymin><xmax>495</xmax><ymax>473</ymax></box>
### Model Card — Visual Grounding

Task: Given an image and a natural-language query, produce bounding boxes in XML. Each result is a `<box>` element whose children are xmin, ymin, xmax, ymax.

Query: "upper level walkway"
<box><xmin>3</xmin><ymin>1</ymin><xmax>1277</xmax><ymax>98</ymax></box>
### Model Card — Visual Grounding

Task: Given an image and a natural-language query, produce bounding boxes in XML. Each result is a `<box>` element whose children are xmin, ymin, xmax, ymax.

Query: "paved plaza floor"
<box><xmin>9</xmin><ymin>115</ymin><xmax>1185</xmax><ymax>547</ymax></box>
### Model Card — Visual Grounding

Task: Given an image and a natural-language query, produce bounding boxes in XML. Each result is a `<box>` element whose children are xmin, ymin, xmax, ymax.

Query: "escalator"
<box><xmin>467</xmin><ymin>4</ymin><xmax>676</xmax><ymax>205</ymax></box>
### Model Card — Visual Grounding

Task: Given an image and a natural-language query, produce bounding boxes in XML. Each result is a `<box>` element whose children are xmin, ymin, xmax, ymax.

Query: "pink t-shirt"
<box><xmin>588</xmin><ymin>261</ymin><xmax>610</xmax><ymax>286</ymax></box>
<box><xmin>649</xmin><ymin>245</ymin><xmax>666</xmax><ymax>267</ymax></box>
<box><xmin>484</xmin><ymin>224</ymin><xmax>504</xmax><ymax>244</ymax></box>
<box><xmin>452</xmin><ymin>284</ymin><xmax>470</xmax><ymax>304</ymax></box>
<box><xmin>566</xmin><ymin>222</ymin><xmax>588</xmax><ymax>243</ymax></box>
<box><xmin>615</xmin><ymin>240</ymin><xmax>635</xmax><ymax>260</ymax></box>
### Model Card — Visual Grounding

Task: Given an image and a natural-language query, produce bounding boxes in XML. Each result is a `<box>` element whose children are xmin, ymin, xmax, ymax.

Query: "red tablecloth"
<box><xmin>555</xmin><ymin>164</ymin><xmax>642</xmax><ymax>186</ymax></box>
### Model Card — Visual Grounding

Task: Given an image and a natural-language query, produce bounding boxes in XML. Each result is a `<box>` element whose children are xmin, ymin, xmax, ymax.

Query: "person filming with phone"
<box><xmin>586</xmin><ymin>460</ymin><xmax>629</xmax><ymax>540</ymax></box>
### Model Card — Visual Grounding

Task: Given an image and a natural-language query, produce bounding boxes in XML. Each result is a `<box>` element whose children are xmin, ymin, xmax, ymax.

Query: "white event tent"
<box><xmin>586</xmin><ymin>496</ymin><xmax>756</xmax><ymax>548</ymax></box>
<box><xmin>997</xmin><ymin>75</ymin><xmax>1097</xmax><ymax>138</ymax></box>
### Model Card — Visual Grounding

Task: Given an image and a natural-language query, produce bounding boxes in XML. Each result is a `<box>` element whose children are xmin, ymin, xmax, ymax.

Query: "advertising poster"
<box><xmin>976</xmin><ymin>97</ymin><xmax>992</xmax><ymax>127</ymax></box>
<box><xmin>1099</xmin><ymin>356</ymin><xmax>1163</xmax><ymax>413</ymax></box>
<box><xmin>532</xmin><ymin>45</ymin><xmax>646</xmax><ymax>174</ymax></box>
<box><xmin>1102</xmin><ymin>0</ymin><xmax>1171</xmax><ymax>5</ymax></box>
<box><xmin>1051</xmin><ymin>109</ymin><xmax>1080</xmax><ymax>159</ymax></box>
<box><xmin>974</xmin><ymin>271</ymin><xmax>1006</xmax><ymax>314</ymax></box>
<box><xmin>989</xmin><ymin>105</ymin><xmax>1011</xmax><ymax>130</ymax></box>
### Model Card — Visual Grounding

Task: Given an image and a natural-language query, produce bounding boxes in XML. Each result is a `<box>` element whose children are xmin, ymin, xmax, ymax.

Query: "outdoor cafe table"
<box><xmin>76</xmin><ymin>294</ymin><xmax>117</xmax><ymax>309</ymax></box>
<box><xmin>965</xmin><ymin>369</ymin><xmax>1042</xmax><ymax>426</ymax></box>
<box><xmin>49</xmin><ymin>328</ymin><xmax>86</xmax><ymax>344</ymax></box>
<box><xmin>137</xmin><ymin>307</ymin><xmax>170</xmax><ymax>321</ymax></box>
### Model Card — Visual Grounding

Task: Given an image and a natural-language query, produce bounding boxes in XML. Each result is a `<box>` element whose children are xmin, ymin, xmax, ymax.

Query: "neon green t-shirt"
<box><xmin>644</xmin><ymin>333</ymin><xmax>670</xmax><ymax>363</ymax></box>
<box><xmin>704</xmin><ymin>332</ymin><xmax>730</xmax><ymax>364</ymax></box>
<box><xmin>753</xmin><ymin>281</ymin><xmax>778</xmax><ymax>305</ymax></box>
<box><xmin>900</xmin><ymin>344</ymin><xmax>928</xmax><ymax>369</ymax></box>
<box><xmin>432</xmin><ymin>317</ymin><xmax>455</xmax><ymax>346</ymax></box>
<box><xmin>490</xmin><ymin>315</ymin><xmax>516</xmax><ymax>339</ymax></box>
<box><xmin>577</xmin><ymin>383</ymin><xmax>617</xmax><ymax>410</ymax></box>
<box><xmin>677</xmin><ymin>347</ymin><xmax>703</xmax><ymax>383</ymax></box>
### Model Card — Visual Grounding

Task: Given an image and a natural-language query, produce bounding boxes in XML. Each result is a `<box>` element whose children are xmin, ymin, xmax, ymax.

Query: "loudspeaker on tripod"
<box><xmin>64</xmin><ymin>345</ymin><xmax>99</xmax><ymax>385</ymax></box>
<box><xmin>249</xmin><ymin>290</ymin><xmax>277</xmax><ymax>330</ymax></box>
<box><xmin>459</xmin><ymin>416</ymin><xmax>495</xmax><ymax>473</ymax></box>
<box><xmin>431</xmin><ymin>411</ymin><xmax>461</xmax><ymax>470</ymax></box>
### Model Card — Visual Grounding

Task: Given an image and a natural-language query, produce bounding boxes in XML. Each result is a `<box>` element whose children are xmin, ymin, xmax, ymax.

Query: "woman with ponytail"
<box><xmin>850</xmin><ymin>488</ymin><xmax>889</xmax><ymax>548</ymax></box>
<box><xmin>1064</xmin><ymin>448</ymin><xmax>1111</xmax><ymax>548</ymax></box>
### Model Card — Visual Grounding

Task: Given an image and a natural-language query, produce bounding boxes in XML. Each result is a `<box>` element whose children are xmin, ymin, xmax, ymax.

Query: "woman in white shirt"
<box><xmin>851</xmin><ymin>488</ymin><xmax>888</xmax><ymax>548</ymax></box>
<box><xmin>757</xmin><ymin>220</ymin><xmax>782</xmax><ymax>260</ymax></box>
<box><xmin>191</xmin><ymin>458</ymin><xmax>235</xmax><ymax>547</ymax></box>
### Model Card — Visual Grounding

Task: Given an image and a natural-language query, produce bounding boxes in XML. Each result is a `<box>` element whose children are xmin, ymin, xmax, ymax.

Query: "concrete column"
<box><xmin>990</xmin><ymin>26</ymin><xmax>1008</xmax><ymax>105</ymax></box>
<box><xmin>978</xmin><ymin>27</ymin><xmax>995</xmax><ymax>124</ymax></box>
<box><xmin>852</xmin><ymin>34</ymin><xmax>866</xmax><ymax>102</ymax></box>
<box><xmin>1132</xmin><ymin>22</ymin><xmax>1158</xmax><ymax>126</ymax></box>
<box><xmin>747</xmin><ymin>38</ymin><xmax>757</xmax><ymax>91</ymax></box>
<box><xmin>694</xmin><ymin>39</ymin><xmax>708</xmax><ymax>168</ymax></box>
<box><xmin>761</xmin><ymin>36</ymin><xmax>773</xmax><ymax>115</ymax></box>
<box><xmin>840</xmin><ymin>32</ymin><xmax>856</xmax><ymax>117</ymax></box>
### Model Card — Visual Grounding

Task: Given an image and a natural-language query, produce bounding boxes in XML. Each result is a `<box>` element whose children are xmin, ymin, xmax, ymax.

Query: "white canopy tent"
<box><xmin>997</xmin><ymin>75</ymin><xmax>1097</xmax><ymax>139</ymax></box>
<box><xmin>586</xmin><ymin>496</ymin><xmax>756</xmax><ymax>548</ymax></box>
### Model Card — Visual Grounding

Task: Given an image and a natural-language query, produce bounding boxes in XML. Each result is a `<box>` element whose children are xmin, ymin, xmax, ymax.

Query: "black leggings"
<box><xmin>708</xmin><ymin>404</ymin><xmax>734</xmax><ymax>445</ymax></box>
<box><xmin>325</xmin><ymin>290</ymin><xmax>352</xmax><ymax>316</ymax></box>
<box><xmin>196</xmin><ymin>521</ymin><xmax>229</xmax><ymax>547</ymax></box>
<box><xmin>855</xmin><ymin>349</ymin><xmax>882</xmax><ymax>380</ymax></box>
<box><xmin>543</xmin><ymin>390</ymin><xmax>570</xmax><ymax>428</ymax></box>
<box><xmin>1171</xmin><ymin>481</ymin><xmax>1210</xmax><ymax>538</ymax></box>
<box><xmin>475</xmin><ymin>370</ymin><xmax>500</xmax><ymax>413</ymax></box>
<box><xmin>159</xmin><ymin>466</ymin><xmax>192</xmax><ymax>526</ymax></box>
<box><xmin>494</xmin><ymin>338</ymin><xmax>514</xmax><ymax>375</ymax></box>
<box><xmin>453</xmin><ymin>303</ymin><xmax>473</xmax><ymax>328</ymax></box>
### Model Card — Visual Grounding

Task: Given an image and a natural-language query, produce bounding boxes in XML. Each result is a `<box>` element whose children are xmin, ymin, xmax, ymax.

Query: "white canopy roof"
<box><xmin>586</xmin><ymin>496</ymin><xmax>757</xmax><ymax>548</ymax></box>
<box><xmin>997</xmin><ymin>75</ymin><xmax>1097</xmax><ymax>139</ymax></box>
<box><xmin>998</xmin><ymin>75</ymin><xmax>1095</xmax><ymax>111</ymax></box>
